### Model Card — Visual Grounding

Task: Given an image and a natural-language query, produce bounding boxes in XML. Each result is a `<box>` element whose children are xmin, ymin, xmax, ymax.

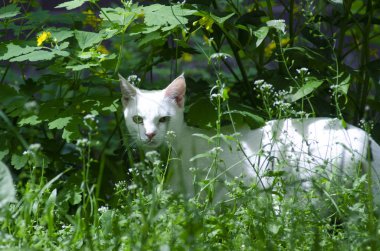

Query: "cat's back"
<box><xmin>238</xmin><ymin>117</ymin><xmax>373</xmax><ymax>170</ymax></box>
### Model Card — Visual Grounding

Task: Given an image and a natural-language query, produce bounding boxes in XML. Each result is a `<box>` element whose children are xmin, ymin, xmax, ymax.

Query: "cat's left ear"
<box><xmin>165</xmin><ymin>74</ymin><xmax>186</xmax><ymax>108</ymax></box>
<box><xmin>119</xmin><ymin>73</ymin><xmax>137</xmax><ymax>103</ymax></box>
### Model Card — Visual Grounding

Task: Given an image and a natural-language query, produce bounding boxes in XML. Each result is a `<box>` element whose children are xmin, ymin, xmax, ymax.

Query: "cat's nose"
<box><xmin>145</xmin><ymin>132</ymin><xmax>156</xmax><ymax>140</ymax></box>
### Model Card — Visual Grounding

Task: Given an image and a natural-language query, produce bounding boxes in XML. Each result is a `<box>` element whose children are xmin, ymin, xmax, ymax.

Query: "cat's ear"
<box><xmin>119</xmin><ymin>73</ymin><xmax>137</xmax><ymax>103</ymax></box>
<box><xmin>165</xmin><ymin>74</ymin><xmax>186</xmax><ymax>108</ymax></box>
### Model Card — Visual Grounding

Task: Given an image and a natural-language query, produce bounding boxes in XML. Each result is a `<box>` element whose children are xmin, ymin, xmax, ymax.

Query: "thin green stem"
<box><xmin>289</xmin><ymin>0</ymin><xmax>294</xmax><ymax>46</ymax></box>
<box><xmin>357</xmin><ymin>0</ymin><xmax>372</xmax><ymax>122</ymax></box>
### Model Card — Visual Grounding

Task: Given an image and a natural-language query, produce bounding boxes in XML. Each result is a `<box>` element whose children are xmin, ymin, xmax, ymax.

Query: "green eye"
<box><xmin>159</xmin><ymin>116</ymin><xmax>170</xmax><ymax>123</ymax></box>
<box><xmin>132</xmin><ymin>115</ymin><xmax>143</xmax><ymax>124</ymax></box>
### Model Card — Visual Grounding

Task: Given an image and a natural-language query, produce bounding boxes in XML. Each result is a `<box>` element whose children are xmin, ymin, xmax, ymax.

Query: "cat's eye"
<box><xmin>132</xmin><ymin>115</ymin><xmax>144</xmax><ymax>124</ymax></box>
<box><xmin>159</xmin><ymin>116</ymin><xmax>170</xmax><ymax>123</ymax></box>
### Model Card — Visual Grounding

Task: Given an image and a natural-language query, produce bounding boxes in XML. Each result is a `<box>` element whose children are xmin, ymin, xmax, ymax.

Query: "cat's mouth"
<box><xmin>143</xmin><ymin>139</ymin><xmax>161</xmax><ymax>148</ymax></box>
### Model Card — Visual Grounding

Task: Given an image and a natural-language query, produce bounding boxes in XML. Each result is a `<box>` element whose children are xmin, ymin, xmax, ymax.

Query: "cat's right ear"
<box><xmin>119</xmin><ymin>74</ymin><xmax>137</xmax><ymax>103</ymax></box>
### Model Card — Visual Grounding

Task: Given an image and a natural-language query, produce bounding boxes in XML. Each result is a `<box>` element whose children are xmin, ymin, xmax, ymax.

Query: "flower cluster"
<box><xmin>83</xmin><ymin>114</ymin><xmax>99</xmax><ymax>131</ymax></box>
<box><xmin>98</xmin><ymin>206</ymin><xmax>109</xmax><ymax>214</ymax></box>
<box><xmin>253</xmin><ymin>79</ymin><xmax>300</xmax><ymax>118</ymax></box>
<box><xmin>253</xmin><ymin>79</ymin><xmax>274</xmax><ymax>93</ymax></box>
<box><xmin>166</xmin><ymin>130</ymin><xmax>176</xmax><ymax>146</ymax></box>
<box><xmin>23</xmin><ymin>143</ymin><xmax>41</xmax><ymax>156</ymax></box>
<box><xmin>296</xmin><ymin>67</ymin><xmax>309</xmax><ymax>75</ymax></box>
<box><xmin>127</xmin><ymin>75</ymin><xmax>141</xmax><ymax>86</ymax></box>
<box><xmin>76</xmin><ymin>138</ymin><xmax>89</xmax><ymax>148</ymax></box>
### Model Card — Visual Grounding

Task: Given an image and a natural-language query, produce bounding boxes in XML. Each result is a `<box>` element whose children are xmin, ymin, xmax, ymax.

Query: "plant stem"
<box><xmin>356</xmin><ymin>0</ymin><xmax>372</xmax><ymax>123</ymax></box>
<box><xmin>289</xmin><ymin>0</ymin><xmax>294</xmax><ymax>46</ymax></box>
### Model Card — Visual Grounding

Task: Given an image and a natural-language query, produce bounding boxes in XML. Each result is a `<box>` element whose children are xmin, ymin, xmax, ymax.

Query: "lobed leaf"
<box><xmin>18</xmin><ymin>115</ymin><xmax>42</xmax><ymax>126</ymax></box>
<box><xmin>0</xmin><ymin>4</ymin><xmax>20</xmax><ymax>20</ymax></box>
<box><xmin>11</xmin><ymin>154</ymin><xmax>28</xmax><ymax>170</ymax></box>
<box><xmin>75</xmin><ymin>30</ymin><xmax>104</xmax><ymax>50</ymax></box>
<box><xmin>0</xmin><ymin>44</ymin><xmax>39</xmax><ymax>61</ymax></box>
<box><xmin>142</xmin><ymin>4</ymin><xmax>196</xmax><ymax>31</ymax></box>
<box><xmin>48</xmin><ymin>117</ymin><xmax>72</xmax><ymax>130</ymax></box>
<box><xmin>55</xmin><ymin>0</ymin><xmax>89</xmax><ymax>10</ymax></box>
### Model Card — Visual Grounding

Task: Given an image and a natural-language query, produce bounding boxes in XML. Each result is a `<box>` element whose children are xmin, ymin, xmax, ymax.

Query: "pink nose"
<box><xmin>145</xmin><ymin>132</ymin><xmax>156</xmax><ymax>140</ymax></box>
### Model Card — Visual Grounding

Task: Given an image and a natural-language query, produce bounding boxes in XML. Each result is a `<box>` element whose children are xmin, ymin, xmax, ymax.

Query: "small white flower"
<box><xmin>84</xmin><ymin>114</ymin><xmax>96</xmax><ymax>121</ymax></box>
<box><xmin>127</xmin><ymin>184</ymin><xmax>138</xmax><ymax>190</ymax></box>
<box><xmin>76</xmin><ymin>138</ymin><xmax>89</xmax><ymax>147</ymax></box>
<box><xmin>296</xmin><ymin>67</ymin><xmax>309</xmax><ymax>75</ymax></box>
<box><xmin>29</xmin><ymin>143</ymin><xmax>41</xmax><ymax>152</ymax></box>
<box><xmin>210</xmin><ymin>53</ymin><xmax>231</xmax><ymax>60</ymax></box>
<box><xmin>210</xmin><ymin>147</ymin><xmax>223</xmax><ymax>155</ymax></box>
<box><xmin>253</xmin><ymin>79</ymin><xmax>265</xmax><ymax>86</ymax></box>
<box><xmin>23</xmin><ymin>143</ymin><xmax>42</xmax><ymax>156</ymax></box>
<box><xmin>98</xmin><ymin>206</ymin><xmax>109</xmax><ymax>214</ymax></box>
<box><xmin>266</xmin><ymin>19</ymin><xmax>286</xmax><ymax>34</ymax></box>
<box><xmin>127</xmin><ymin>75</ymin><xmax>141</xmax><ymax>85</ymax></box>
<box><xmin>24</xmin><ymin>101</ymin><xmax>37</xmax><ymax>110</ymax></box>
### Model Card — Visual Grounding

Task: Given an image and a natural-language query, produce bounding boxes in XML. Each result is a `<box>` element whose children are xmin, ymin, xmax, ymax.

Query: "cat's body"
<box><xmin>120</xmin><ymin>74</ymin><xmax>380</xmax><ymax>204</ymax></box>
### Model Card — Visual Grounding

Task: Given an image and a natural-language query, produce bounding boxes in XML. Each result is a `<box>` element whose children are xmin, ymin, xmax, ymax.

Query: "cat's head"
<box><xmin>119</xmin><ymin>74</ymin><xmax>186</xmax><ymax>150</ymax></box>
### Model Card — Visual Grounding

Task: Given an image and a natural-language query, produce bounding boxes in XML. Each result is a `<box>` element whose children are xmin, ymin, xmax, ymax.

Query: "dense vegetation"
<box><xmin>1</xmin><ymin>0</ymin><xmax>380</xmax><ymax>249</ymax></box>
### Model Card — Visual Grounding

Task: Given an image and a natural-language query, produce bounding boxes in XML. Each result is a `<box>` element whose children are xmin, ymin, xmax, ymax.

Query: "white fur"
<box><xmin>120</xmin><ymin>74</ymin><xmax>380</xmax><ymax>204</ymax></box>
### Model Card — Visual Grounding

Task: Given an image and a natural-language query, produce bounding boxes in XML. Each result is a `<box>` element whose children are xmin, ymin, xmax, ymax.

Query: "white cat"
<box><xmin>119</xmin><ymin>74</ymin><xmax>380</xmax><ymax>204</ymax></box>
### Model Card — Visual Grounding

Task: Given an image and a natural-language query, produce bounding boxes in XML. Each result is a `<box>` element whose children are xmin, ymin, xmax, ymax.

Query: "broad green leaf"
<box><xmin>0</xmin><ymin>161</ymin><xmax>16</xmax><ymax>207</ymax></box>
<box><xmin>48</xmin><ymin>117</ymin><xmax>72</xmax><ymax>130</ymax></box>
<box><xmin>55</xmin><ymin>0</ymin><xmax>89</xmax><ymax>10</ymax></box>
<box><xmin>18</xmin><ymin>115</ymin><xmax>42</xmax><ymax>126</ymax></box>
<box><xmin>0</xmin><ymin>44</ymin><xmax>39</xmax><ymax>61</ymax></box>
<box><xmin>138</xmin><ymin>31</ymin><xmax>165</xmax><ymax>47</ymax></box>
<box><xmin>254</xmin><ymin>26</ymin><xmax>269</xmax><ymax>47</ymax></box>
<box><xmin>11</xmin><ymin>154</ymin><xmax>28</xmax><ymax>170</ymax></box>
<box><xmin>99</xmin><ymin>28</ymin><xmax>119</xmax><ymax>39</ymax></box>
<box><xmin>75</xmin><ymin>30</ymin><xmax>103</xmax><ymax>50</ymax></box>
<box><xmin>66</xmin><ymin>63</ymin><xmax>98</xmax><ymax>71</ymax></box>
<box><xmin>100</xmin><ymin>7</ymin><xmax>137</xmax><ymax>26</ymax></box>
<box><xmin>10</xmin><ymin>50</ymin><xmax>55</xmax><ymax>62</ymax></box>
<box><xmin>143</xmin><ymin>4</ymin><xmax>196</xmax><ymax>31</ymax></box>
<box><xmin>47</xmin><ymin>28</ymin><xmax>74</xmax><ymax>42</ymax></box>
<box><xmin>291</xmin><ymin>78</ymin><xmax>324</xmax><ymax>102</ymax></box>
<box><xmin>52</xmin><ymin>49</ymin><xmax>70</xmax><ymax>57</ymax></box>
<box><xmin>0</xmin><ymin>4</ymin><xmax>20</xmax><ymax>19</ymax></box>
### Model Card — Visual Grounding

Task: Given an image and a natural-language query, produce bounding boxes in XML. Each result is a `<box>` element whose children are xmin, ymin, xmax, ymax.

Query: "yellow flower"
<box><xmin>83</xmin><ymin>9</ymin><xmax>101</xmax><ymax>28</ymax></box>
<box><xmin>193</xmin><ymin>16</ymin><xmax>214</xmax><ymax>33</ymax></box>
<box><xmin>181</xmin><ymin>52</ymin><xmax>193</xmax><ymax>62</ymax></box>
<box><xmin>37</xmin><ymin>31</ymin><xmax>51</xmax><ymax>46</ymax></box>
<box><xmin>97</xmin><ymin>45</ymin><xmax>109</xmax><ymax>55</ymax></box>
<box><xmin>264</xmin><ymin>38</ymin><xmax>290</xmax><ymax>58</ymax></box>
